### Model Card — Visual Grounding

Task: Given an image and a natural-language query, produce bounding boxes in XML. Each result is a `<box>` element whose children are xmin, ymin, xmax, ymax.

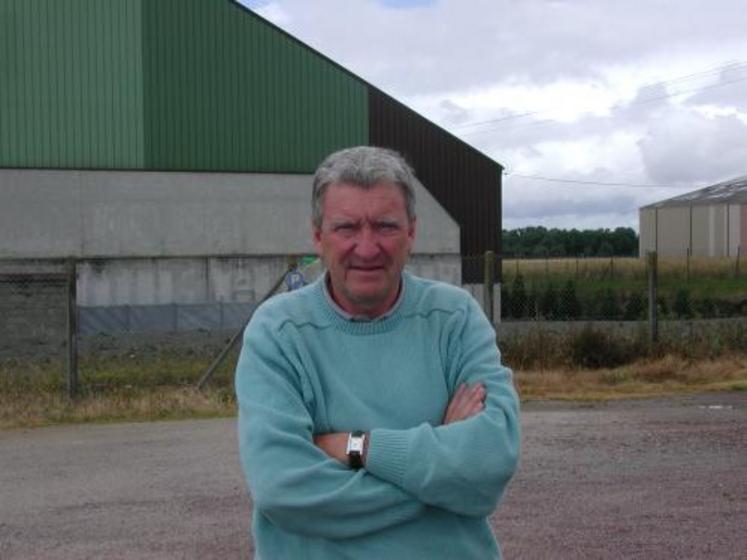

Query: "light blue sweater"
<box><xmin>235</xmin><ymin>272</ymin><xmax>520</xmax><ymax>559</ymax></box>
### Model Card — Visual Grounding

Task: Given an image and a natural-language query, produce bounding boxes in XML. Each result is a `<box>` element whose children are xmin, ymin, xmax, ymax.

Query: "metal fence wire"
<box><xmin>1</xmin><ymin>252</ymin><xmax>745</xmax><ymax>398</ymax></box>
<box><xmin>496</xmin><ymin>254</ymin><xmax>745</xmax><ymax>321</ymax></box>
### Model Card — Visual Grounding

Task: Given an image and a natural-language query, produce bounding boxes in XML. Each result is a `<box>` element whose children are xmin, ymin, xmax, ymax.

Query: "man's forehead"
<box><xmin>324</xmin><ymin>183</ymin><xmax>406</xmax><ymax>208</ymax></box>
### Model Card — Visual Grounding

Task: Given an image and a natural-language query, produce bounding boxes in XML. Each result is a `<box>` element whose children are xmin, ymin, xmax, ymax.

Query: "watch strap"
<box><xmin>346</xmin><ymin>431</ymin><xmax>365</xmax><ymax>469</ymax></box>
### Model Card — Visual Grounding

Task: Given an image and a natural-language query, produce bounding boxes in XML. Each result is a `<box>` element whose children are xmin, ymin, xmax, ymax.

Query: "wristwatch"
<box><xmin>346</xmin><ymin>431</ymin><xmax>366</xmax><ymax>469</ymax></box>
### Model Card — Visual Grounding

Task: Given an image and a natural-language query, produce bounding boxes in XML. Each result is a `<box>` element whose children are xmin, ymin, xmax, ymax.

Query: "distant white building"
<box><xmin>639</xmin><ymin>176</ymin><xmax>747</xmax><ymax>258</ymax></box>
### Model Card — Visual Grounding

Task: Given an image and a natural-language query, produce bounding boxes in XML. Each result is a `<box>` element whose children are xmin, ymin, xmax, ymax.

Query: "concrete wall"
<box><xmin>727</xmin><ymin>204</ymin><xmax>742</xmax><ymax>257</ymax></box>
<box><xmin>656</xmin><ymin>206</ymin><xmax>690</xmax><ymax>257</ymax></box>
<box><xmin>639</xmin><ymin>208</ymin><xmax>656</xmax><ymax>255</ymax></box>
<box><xmin>75</xmin><ymin>254</ymin><xmax>461</xmax><ymax>307</ymax></box>
<box><xmin>0</xmin><ymin>169</ymin><xmax>460</xmax><ymax>258</ymax></box>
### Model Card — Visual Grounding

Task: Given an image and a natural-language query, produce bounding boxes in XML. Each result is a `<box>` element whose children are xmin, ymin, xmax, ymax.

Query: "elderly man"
<box><xmin>235</xmin><ymin>146</ymin><xmax>520</xmax><ymax>559</ymax></box>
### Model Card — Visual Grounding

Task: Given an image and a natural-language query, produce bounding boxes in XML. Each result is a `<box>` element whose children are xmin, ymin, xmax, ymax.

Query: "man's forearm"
<box><xmin>314</xmin><ymin>383</ymin><xmax>485</xmax><ymax>467</ymax></box>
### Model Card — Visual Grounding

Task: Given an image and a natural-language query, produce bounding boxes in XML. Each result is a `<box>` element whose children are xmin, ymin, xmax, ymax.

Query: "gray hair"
<box><xmin>312</xmin><ymin>146</ymin><xmax>419</xmax><ymax>228</ymax></box>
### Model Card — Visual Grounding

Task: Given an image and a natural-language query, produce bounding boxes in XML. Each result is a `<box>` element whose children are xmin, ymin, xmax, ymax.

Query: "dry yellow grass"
<box><xmin>0</xmin><ymin>386</ymin><xmax>236</xmax><ymax>430</ymax></box>
<box><xmin>516</xmin><ymin>353</ymin><xmax>747</xmax><ymax>401</ymax></box>
<box><xmin>2</xmin><ymin>354</ymin><xmax>745</xmax><ymax>430</ymax></box>
<box><xmin>503</xmin><ymin>256</ymin><xmax>743</xmax><ymax>278</ymax></box>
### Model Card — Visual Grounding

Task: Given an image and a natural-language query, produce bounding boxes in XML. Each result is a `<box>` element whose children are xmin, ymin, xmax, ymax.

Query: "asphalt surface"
<box><xmin>1</xmin><ymin>392</ymin><xmax>745</xmax><ymax>559</ymax></box>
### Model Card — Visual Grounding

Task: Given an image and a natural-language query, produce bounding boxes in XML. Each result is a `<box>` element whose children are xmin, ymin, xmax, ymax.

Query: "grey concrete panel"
<box><xmin>406</xmin><ymin>254</ymin><xmax>461</xmax><ymax>285</ymax></box>
<box><xmin>691</xmin><ymin>206</ymin><xmax>710</xmax><ymax>257</ymax></box>
<box><xmin>1</xmin><ymin>169</ymin><xmax>460</xmax><ymax>258</ymax></box>
<box><xmin>728</xmin><ymin>204</ymin><xmax>741</xmax><ymax>256</ymax></box>
<box><xmin>655</xmin><ymin>206</ymin><xmax>690</xmax><ymax>257</ymax></box>
<box><xmin>710</xmin><ymin>205</ymin><xmax>727</xmax><ymax>257</ymax></box>
<box><xmin>638</xmin><ymin>209</ymin><xmax>656</xmax><ymax>255</ymax></box>
<box><xmin>0</xmin><ymin>170</ymin><xmax>82</xmax><ymax>257</ymax></box>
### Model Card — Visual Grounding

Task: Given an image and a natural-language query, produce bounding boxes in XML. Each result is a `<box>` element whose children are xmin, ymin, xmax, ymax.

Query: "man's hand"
<box><xmin>314</xmin><ymin>432</ymin><xmax>353</xmax><ymax>465</ymax></box>
<box><xmin>442</xmin><ymin>383</ymin><xmax>485</xmax><ymax>425</ymax></box>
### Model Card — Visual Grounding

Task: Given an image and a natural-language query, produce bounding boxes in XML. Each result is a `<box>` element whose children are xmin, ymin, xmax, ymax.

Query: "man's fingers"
<box><xmin>443</xmin><ymin>383</ymin><xmax>486</xmax><ymax>424</ymax></box>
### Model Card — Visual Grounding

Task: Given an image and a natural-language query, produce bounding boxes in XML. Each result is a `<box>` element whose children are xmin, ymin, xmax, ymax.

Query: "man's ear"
<box><xmin>312</xmin><ymin>221</ymin><xmax>323</xmax><ymax>255</ymax></box>
<box><xmin>407</xmin><ymin>217</ymin><xmax>417</xmax><ymax>250</ymax></box>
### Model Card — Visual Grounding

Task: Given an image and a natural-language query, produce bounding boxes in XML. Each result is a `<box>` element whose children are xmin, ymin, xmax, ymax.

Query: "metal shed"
<box><xmin>639</xmin><ymin>176</ymin><xmax>747</xmax><ymax>257</ymax></box>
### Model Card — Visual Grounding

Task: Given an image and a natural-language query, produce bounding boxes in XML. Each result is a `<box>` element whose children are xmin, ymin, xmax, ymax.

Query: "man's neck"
<box><xmin>323</xmin><ymin>274</ymin><xmax>404</xmax><ymax>321</ymax></box>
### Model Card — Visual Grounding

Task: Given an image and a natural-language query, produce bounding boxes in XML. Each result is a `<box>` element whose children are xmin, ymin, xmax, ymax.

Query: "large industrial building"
<box><xmin>639</xmin><ymin>176</ymin><xmax>747</xmax><ymax>258</ymax></box>
<box><xmin>0</xmin><ymin>0</ymin><xmax>504</xmax><ymax>340</ymax></box>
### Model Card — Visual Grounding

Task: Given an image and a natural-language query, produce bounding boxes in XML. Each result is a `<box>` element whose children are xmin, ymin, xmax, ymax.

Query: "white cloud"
<box><xmin>240</xmin><ymin>0</ymin><xmax>747</xmax><ymax>229</ymax></box>
<box><xmin>638</xmin><ymin>110</ymin><xmax>747</xmax><ymax>184</ymax></box>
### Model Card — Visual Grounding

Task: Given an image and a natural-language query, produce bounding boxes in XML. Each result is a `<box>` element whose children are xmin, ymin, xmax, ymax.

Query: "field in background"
<box><xmin>500</xmin><ymin>256</ymin><xmax>746</xmax><ymax>320</ymax></box>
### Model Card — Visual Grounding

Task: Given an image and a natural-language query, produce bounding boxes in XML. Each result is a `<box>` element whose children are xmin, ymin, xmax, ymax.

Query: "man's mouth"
<box><xmin>348</xmin><ymin>265</ymin><xmax>385</xmax><ymax>271</ymax></box>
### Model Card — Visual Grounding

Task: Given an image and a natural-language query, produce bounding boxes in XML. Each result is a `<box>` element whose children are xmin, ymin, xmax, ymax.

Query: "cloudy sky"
<box><xmin>238</xmin><ymin>0</ymin><xmax>747</xmax><ymax>231</ymax></box>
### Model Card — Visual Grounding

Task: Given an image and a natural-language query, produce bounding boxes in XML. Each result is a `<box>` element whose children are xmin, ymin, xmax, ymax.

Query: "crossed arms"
<box><xmin>314</xmin><ymin>382</ymin><xmax>488</xmax><ymax>464</ymax></box>
<box><xmin>235</xmin><ymin>297</ymin><xmax>520</xmax><ymax>540</ymax></box>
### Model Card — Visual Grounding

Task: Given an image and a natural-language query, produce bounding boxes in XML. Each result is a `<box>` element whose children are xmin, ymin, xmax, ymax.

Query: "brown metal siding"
<box><xmin>368</xmin><ymin>88</ymin><xmax>502</xmax><ymax>282</ymax></box>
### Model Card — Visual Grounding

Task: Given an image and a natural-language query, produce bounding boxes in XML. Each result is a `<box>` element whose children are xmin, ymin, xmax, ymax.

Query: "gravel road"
<box><xmin>1</xmin><ymin>392</ymin><xmax>745</xmax><ymax>559</ymax></box>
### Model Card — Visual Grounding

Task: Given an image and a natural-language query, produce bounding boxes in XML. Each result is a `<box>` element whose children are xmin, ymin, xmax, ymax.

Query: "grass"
<box><xmin>0</xmin><ymin>351</ymin><xmax>239</xmax><ymax>430</ymax></box>
<box><xmin>503</xmin><ymin>256</ymin><xmax>747</xmax><ymax>302</ymax></box>
<box><xmin>515</xmin><ymin>353</ymin><xmax>747</xmax><ymax>401</ymax></box>
<box><xmin>2</xmin><ymin>346</ymin><xmax>746</xmax><ymax>430</ymax></box>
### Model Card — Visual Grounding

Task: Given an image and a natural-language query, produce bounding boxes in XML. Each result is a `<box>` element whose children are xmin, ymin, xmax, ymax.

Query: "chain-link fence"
<box><xmin>0</xmin><ymin>260</ymin><xmax>76</xmax><ymax>396</ymax></box>
<box><xmin>497</xmin><ymin>253</ymin><xmax>746</xmax><ymax>321</ymax></box>
<box><xmin>2</xmin><ymin>252</ymin><xmax>745</xmax><ymax>399</ymax></box>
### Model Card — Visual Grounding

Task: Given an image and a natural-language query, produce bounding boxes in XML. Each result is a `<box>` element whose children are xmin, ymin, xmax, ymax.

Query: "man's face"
<box><xmin>313</xmin><ymin>182</ymin><xmax>416</xmax><ymax>318</ymax></box>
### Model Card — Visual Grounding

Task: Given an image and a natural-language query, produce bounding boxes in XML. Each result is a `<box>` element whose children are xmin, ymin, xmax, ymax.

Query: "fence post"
<box><xmin>197</xmin><ymin>264</ymin><xmax>293</xmax><ymax>390</ymax></box>
<box><xmin>736</xmin><ymin>246</ymin><xmax>741</xmax><ymax>279</ymax></box>
<box><xmin>66</xmin><ymin>259</ymin><xmax>78</xmax><ymax>399</ymax></box>
<box><xmin>483</xmin><ymin>250</ymin><xmax>495</xmax><ymax>324</ymax></box>
<box><xmin>647</xmin><ymin>251</ymin><xmax>658</xmax><ymax>344</ymax></box>
<box><xmin>686</xmin><ymin>247</ymin><xmax>690</xmax><ymax>283</ymax></box>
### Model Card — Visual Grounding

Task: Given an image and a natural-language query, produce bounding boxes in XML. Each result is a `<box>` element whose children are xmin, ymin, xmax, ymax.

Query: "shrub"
<box><xmin>539</xmin><ymin>283</ymin><xmax>559</xmax><ymax>319</ymax></box>
<box><xmin>500</xmin><ymin>285</ymin><xmax>511</xmax><ymax>319</ymax></box>
<box><xmin>598</xmin><ymin>288</ymin><xmax>622</xmax><ymax>319</ymax></box>
<box><xmin>673</xmin><ymin>288</ymin><xmax>693</xmax><ymax>318</ymax></box>
<box><xmin>510</xmin><ymin>274</ymin><xmax>527</xmax><ymax>318</ymax></box>
<box><xmin>560</xmin><ymin>280</ymin><xmax>582</xmax><ymax>319</ymax></box>
<box><xmin>568</xmin><ymin>326</ymin><xmax>634</xmax><ymax>369</ymax></box>
<box><xmin>624</xmin><ymin>291</ymin><xmax>646</xmax><ymax>320</ymax></box>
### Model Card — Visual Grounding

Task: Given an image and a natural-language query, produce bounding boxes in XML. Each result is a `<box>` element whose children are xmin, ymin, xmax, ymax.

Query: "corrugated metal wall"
<box><xmin>0</xmin><ymin>0</ymin><xmax>368</xmax><ymax>172</ymax></box>
<box><xmin>368</xmin><ymin>88</ymin><xmax>503</xmax><ymax>280</ymax></box>
<box><xmin>142</xmin><ymin>0</ymin><xmax>368</xmax><ymax>172</ymax></box>
<box><xmin>640</xmin><ymin>203</ymin><xmax>745</xmax><ymax>257</ymax></box>
<box><xmin>0</xmin><ymin>0</ymin><xmax>145</xmax><ymax>168</ymax></box>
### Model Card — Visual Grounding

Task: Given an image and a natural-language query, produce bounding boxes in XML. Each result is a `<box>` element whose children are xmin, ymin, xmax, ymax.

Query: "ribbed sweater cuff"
<box><xmin>366</xmin><ymin>428</ymin><xmax>413</xmax><ymax>488</ymax></box>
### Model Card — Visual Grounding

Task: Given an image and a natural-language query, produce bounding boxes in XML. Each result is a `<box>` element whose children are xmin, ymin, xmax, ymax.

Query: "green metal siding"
<box><xmin>0</xmin><ymin>0</ymin><xmax>145</xmax><ymax>168</ymax></box>
<box><xmin>141</xmin><ymin>0</ymin><xmax>368</xmax><ymax>172</ymax></box>
<box><xmin>1</xmin><ymin>0</ymin><xmax>367</xmax><ymax>172</ymax></box>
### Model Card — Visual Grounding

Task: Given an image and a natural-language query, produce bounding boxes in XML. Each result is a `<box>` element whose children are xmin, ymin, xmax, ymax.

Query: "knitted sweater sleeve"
<box><xmin>235</xmin><ymin>308</ymin><xmax>426</xmax><ymax>540</ymax></box>
<box><xmin>364</xmin><ymin>295</ymin><xmax>520</xmax><ymax>518</ymax></box>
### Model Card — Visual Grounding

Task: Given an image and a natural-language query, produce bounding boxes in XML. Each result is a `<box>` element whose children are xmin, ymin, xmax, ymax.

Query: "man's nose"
<box><xmin>353</xmin><ymin>228</ymin><xmax>381</xmax><ymax>259</ymax></box>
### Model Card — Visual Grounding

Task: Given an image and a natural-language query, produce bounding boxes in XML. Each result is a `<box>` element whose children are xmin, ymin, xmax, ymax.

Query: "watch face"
<box><xmin>348</xmin><ymin>438</ymin><xmax>364</xmax><ymax>454</ymax></box>
<box><xmin>347</xmin><ymin>433</ymin><xmax>365</xmax><ymax>454</ymax></box>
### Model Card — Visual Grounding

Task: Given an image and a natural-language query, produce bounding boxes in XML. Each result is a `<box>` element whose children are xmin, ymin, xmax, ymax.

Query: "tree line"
<box><xmin>502</xmin><ymin>226</ymin><xmax>638</xmax><ymax>258</ymax></box>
